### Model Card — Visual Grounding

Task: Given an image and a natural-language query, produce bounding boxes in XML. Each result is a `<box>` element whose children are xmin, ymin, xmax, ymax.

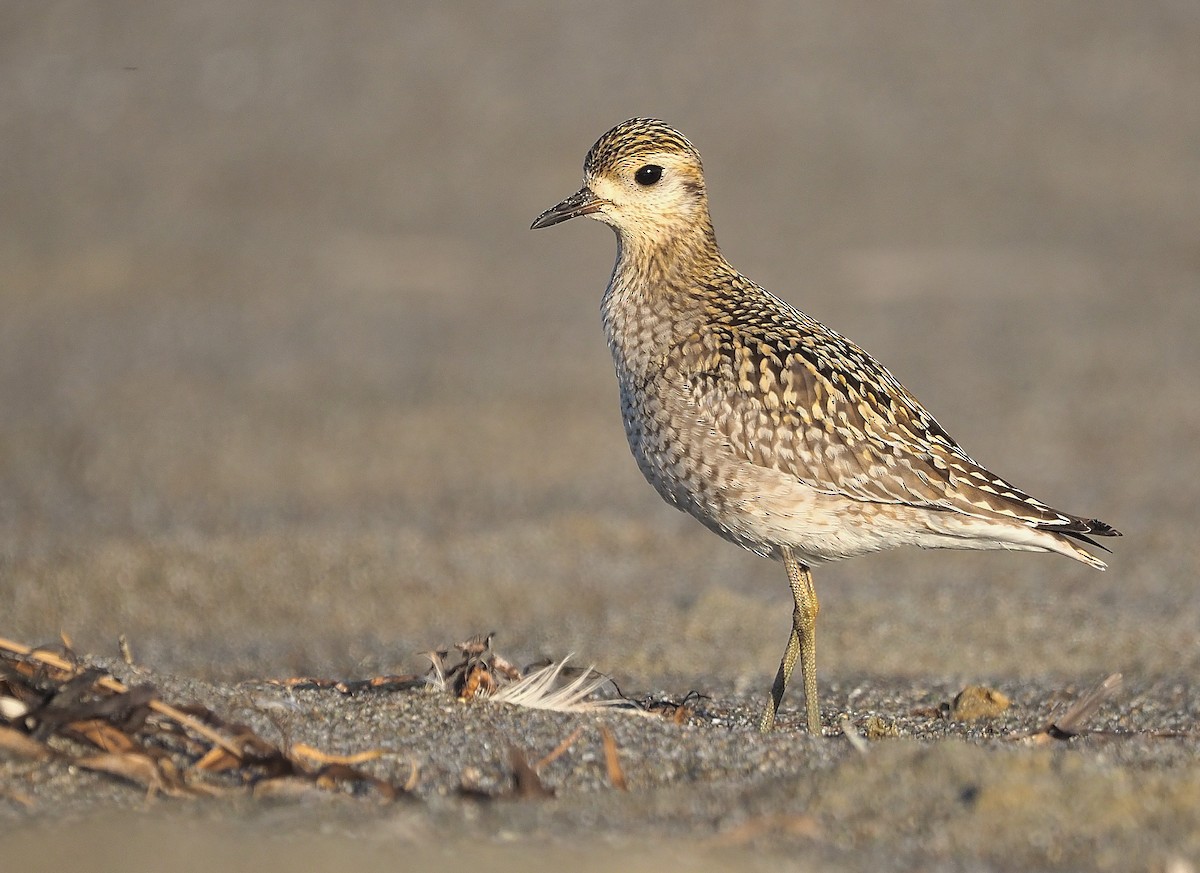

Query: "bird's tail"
<box><xmin>1037</xmin><ymin>515</ymin><xmax>1122</xmax><ymax>571</ymax></box>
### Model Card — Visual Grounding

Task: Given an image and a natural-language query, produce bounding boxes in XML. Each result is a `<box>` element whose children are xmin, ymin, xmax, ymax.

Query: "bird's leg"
<box><xmin>759</xmin><ymin>621</ymin><xmax>801</xmax><ymax>732</ymax></box>
<box><xmin>793</xmin><ymin>558</ymin><xmax>820</xmax><ymax>734</ymax></box>
<box><xmin>758</xmin><ymin>549</ymin><xmax>820</xmax><ymax>734</ymax></box>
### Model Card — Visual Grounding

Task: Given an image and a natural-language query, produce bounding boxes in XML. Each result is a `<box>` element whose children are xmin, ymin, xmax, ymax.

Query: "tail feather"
<box><xmin>1037</xmin><ymin>515</ymin><xmax>1122</xmax><ymax>539</ymax></box>
<box><xmin>1037</xmin><ymin>514</ymin><xmax>1121</xmax><ymax>569</ymax></box>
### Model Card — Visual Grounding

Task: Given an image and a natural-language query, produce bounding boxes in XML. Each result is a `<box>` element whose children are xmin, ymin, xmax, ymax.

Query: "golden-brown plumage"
<box><xmin>532</xmin><ymin>118</ymin><xmax>1119</xmax><ymax>733</ymax></box>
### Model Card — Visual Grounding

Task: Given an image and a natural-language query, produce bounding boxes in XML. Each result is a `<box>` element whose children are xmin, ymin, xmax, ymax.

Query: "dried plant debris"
<box><xmin>269</xmin><ymin>675</ymin><xmax>425</xmax><ymax>694</ymax></box>
<box><xmin>422</xmin><ymin>633</ymin><xmax>647</xmax><ymax>716</ymax></box>
<box><xmin>1</xmin><ymin>631</ymin><xmax>660</xmax><ymax>809</ymax></box>
<box><xmin>599</xmin><ymin>725</ymin><xmax>627</xmax><ymax>791</ymax></box>
<box><xmin>840</xmin><ymin>717</ymin><xmax>870</xmax><ymax>754</ymax></box>
<box><xmin>1018</xmin><ymin>673</ymin><xmax>1125</xmax><ymax>744</ymax></box>
<box><xmin>272</xmin><ymin>633</ymin><xmax>663</xmax><ymax>719</ymax></box>
<box><xmin>507</xmin><ymin>746</ymin><xmax>555</xmax><ymax>799</ymax></box>
<box><xmin>424</xmin><ymin>632</ymin><xmax>524</xmax><ymax>700</ymax></box>
<box><xmin>951</xmin><ymin>685</ymin><xmax>1012</xmax><ymax>722</ymax></box>
<box><xmin>456</xmin><ymin>747</ymin><xmax>555</xmax><ymax>801</ymax></box>
<box><xmin>489</xmin><ymin>659</ymin><xmax>623</xmax><ymax>713</ymax></box>
<box><xmin>626</xmin><ymin>689</ymin><xmax>710</xmax><ymax>724</ymax></box>
<box><xmin>0</xmin><ymin>636</ymin><xmax>404</xmax><ymax>804</ymax></box>
<box><xmin>458</xmin><ymin>726</ymin><xmax>626</xmax><ymax>801</ymax></box>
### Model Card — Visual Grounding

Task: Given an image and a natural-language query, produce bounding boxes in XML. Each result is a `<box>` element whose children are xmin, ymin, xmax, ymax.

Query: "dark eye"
<box><xmin>634</xmin><ymin>164</ymin><xmax>663</xmax><ymax>186</ymax></box>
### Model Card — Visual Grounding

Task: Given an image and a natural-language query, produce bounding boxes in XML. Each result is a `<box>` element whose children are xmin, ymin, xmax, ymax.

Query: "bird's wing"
<box><xmin>678</xmin><ymin>285</ymin><xmax>1084</xmax><ymax>529</ymax></box>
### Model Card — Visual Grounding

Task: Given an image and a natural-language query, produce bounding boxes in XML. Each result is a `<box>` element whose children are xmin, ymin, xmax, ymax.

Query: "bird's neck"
<box><xmin>601</xmin><ymin>218</ymin><xmax>725</xmax><ymax>375</ymax></box>
<box><xmin>608</xmin><ymin>215</ymin><xmax>723</xmax><ymax>301</ymax></box>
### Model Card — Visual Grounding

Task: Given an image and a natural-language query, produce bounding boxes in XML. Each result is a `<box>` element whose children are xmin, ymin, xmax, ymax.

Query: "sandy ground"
<box><xmin>3</xmin><ymin>2</ymin><xmax>1199</xmax><ymax>871</ymax></box>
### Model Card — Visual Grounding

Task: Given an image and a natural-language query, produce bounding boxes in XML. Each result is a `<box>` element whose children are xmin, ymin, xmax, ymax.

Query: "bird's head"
<box><xmin>532</xmin><ymin>118</ymin><xmax>713</xmax><ymax>248</ymax></box>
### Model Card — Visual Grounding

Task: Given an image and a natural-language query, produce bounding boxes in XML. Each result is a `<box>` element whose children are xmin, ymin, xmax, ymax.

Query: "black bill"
<box><xmin>530</xmin><ymin>187</ymin><xmax>604</xmax><ymax>229</ymax></box>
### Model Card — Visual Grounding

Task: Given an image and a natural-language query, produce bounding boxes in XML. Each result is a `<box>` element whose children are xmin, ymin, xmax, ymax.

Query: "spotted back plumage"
<box><xmin>681</xmin><ymin>267</ymin><xmax>1114</xmax><ymax>541</ymax></box>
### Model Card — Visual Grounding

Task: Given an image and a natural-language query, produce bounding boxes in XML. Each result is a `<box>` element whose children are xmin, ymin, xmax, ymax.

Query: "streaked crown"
<box><xmin>584</xmin><ymin>118</ymin><xmax>702</xmax><ymax>177</ymax></box>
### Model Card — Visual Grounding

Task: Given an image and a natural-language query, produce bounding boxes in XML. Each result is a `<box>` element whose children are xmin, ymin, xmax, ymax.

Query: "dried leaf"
<box><xmin>313</xmin><ymin>763</ymin><xmax>398</xmax><ymax>800</ymax></box>
<box><xmin>533</xmin><ymin>726</ymin><xmax>585</xmax><ymax>771</ymax></box>
<box><xmin>403</xmin><ymin>759</ymin><xmax>420</xmax><ymax>792</ymax></box>
<box><xmin>252</xmin><ymin>776</ymin><xmax>328</xmax><ymax>801</ymax></box>
<box><xmin>195</xmin><ymin>746</ymin><xmax>242</xmax><ymax>773</ymax></box>
<box><xmin>600</xmin><ymin>726</ymin><xmax>627</xmax><ymax>791</ymax></box>
<box><xmin>0</xmin><ymin>725</ymin><xmax>52</xmax><ymax>760</ymax></box>
<box><xmin>68</xmin><ymin>719</ymin><xmax>141</xmax><ymax>753</ymax></box>
<box><xmin>290</xmin><ymin>743</ymin><xmax>384</xmax><ymax>766</ymax></box>
<box><xmin>76</xmin><ymin>752</ymin><xmax>178</xmax><ymax>796</ymax></box>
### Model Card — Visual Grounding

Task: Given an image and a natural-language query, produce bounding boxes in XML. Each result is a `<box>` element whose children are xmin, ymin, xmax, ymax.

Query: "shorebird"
<box><xmin>531</xmin><ymin>118</ymin><xmax>1119</xmax><ymax>734</ymax></box>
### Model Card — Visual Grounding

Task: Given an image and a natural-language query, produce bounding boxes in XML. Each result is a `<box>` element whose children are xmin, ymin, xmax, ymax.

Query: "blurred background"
<box><xmin>2</xmin><ymin>1</ymin><xmax>1197</xmax><ymax>687</ymax></box>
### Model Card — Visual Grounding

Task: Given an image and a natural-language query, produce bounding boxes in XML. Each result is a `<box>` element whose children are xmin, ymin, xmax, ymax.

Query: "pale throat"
<box><xmin>602</xmin><ymin>216</ymin><xmax>722</xmax><ymax>374</ymax></box>
<box><xmin>609</xmin><ymin>212</ymin><xmax>720</xmax><ymax>290</ymax></box>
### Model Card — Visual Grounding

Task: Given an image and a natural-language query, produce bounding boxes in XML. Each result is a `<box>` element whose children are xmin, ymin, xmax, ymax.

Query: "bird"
<box><xmin>530</xmin><ymin>118</ymin><xmax>1119</xmax><ymax>734</ymax></box>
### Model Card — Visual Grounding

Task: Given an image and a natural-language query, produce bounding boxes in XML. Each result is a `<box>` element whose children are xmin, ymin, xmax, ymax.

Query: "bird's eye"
<box><xmin>634</xmin><ymin>164</ymin><xmax>663</xmax><ymax>186</ymax></box>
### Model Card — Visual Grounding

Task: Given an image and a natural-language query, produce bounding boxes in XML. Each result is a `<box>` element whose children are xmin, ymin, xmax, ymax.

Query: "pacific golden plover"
<box><xmin>531</xmin><ymin>118</ymin><xmax>1119</xmax><ymax>734</ymax></box>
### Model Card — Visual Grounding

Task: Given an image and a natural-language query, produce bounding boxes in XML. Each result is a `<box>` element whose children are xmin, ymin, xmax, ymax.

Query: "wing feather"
<box><xmin>679</xmin><ymin>279</ymin><xmax>1090</xmax><ymax>531</ymax></box>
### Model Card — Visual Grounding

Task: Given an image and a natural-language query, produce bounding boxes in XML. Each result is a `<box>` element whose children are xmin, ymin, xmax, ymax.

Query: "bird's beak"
<box><xmin>530</xmin><ymin>187</ymin><xmax>604</xmax><ymax>229</ymax></box>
